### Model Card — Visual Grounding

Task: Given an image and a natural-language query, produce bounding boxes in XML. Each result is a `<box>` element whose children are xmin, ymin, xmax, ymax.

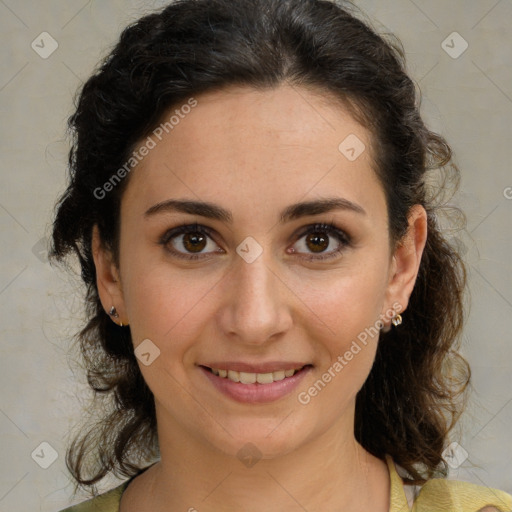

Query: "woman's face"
<box><xmin>95</xmin><ymin>84</ymin><xmax>424</xmax><ymax>459</ymax></box>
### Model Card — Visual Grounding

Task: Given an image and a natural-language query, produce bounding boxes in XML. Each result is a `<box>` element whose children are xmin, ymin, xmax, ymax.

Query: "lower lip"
<box><xmin>200</xmin><ymin>366</ymin><xmax>312</xmax><ymax>404</ymax></box>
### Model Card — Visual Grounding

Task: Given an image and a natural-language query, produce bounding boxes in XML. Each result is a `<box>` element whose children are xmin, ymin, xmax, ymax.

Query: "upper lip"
<box><xmin>200</xmin><ymin>362</ymin><xmax>311</xmax><ymax>373</ymax></box>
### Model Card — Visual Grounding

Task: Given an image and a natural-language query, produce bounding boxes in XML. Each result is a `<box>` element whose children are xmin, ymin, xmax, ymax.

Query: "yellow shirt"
<box><xmin>60</xmin><ymin>455</ymin><xmax>512</xmax><ymax>511</ymax></box>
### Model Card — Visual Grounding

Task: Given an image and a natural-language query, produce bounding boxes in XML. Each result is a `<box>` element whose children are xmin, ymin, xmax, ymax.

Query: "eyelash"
<box><xmin>159</xmin><ymin>222</ymin><xmax>351</xmax><ymax>262</ymax></box>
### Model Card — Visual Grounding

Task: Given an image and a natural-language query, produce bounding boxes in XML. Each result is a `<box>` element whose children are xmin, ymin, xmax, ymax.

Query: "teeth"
<box><xmin>256</xmin><ymin>373</ymin><xmax>273</xmax><ymax>384</ymax></box>
<box><xmin>272</xmin><ymin>370</ymin><xmax>285</xmax><ymax>381</ymax></box>
<box><xmin>239</xmin><ymin>372</ymin><xmax>256</xmax><ymax>384</ymax></box>
<box><xmin>227</xmin><ymin>370</ymin><xmax>240</xmax><ymax>383</ymax></box>
<box><xmin>210</xmin><ymin>366</ymin><xmax>304</xmax><ymax>384</ymax></box>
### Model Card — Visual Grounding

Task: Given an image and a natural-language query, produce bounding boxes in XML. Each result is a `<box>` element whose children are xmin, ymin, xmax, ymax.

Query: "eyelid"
<box><xmin>294</xmin><ymin>222</ymin><xmax>350</xmax><ymax>244</ymax></box>
<box><xmin>291</xmin><ymin>221</ymin><xmax>351</xmax><ymax>261</ymax></box>
<box><xmin>159</xmin><ymin>223</ymin><xmax>222</xmax><ymax>260</ymax></box>
<box><xmin>160</xmin><ymin>222</ymin><xmax>215</xmax><ymax>244</ymax></box>
<box><xmin>159</xmin><ymin>221</ymin><xmax>351</xmax><ymax>261</ymax></box>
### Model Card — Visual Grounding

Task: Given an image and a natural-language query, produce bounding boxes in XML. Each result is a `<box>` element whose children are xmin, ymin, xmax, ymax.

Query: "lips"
<box><xmin>200</xmin><ymin>361</ymin><xmax>309</xmax><ymax>373</ymax></box>
<box><xmin>199</xmin><ymin>363</ymin><xmax>313</xmax><ymax>403</ymax></box>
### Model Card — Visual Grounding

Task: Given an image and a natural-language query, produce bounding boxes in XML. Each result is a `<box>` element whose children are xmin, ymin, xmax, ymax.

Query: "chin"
<box><xmin>204</xmin><ymin>416</ymin><xmax>314</xmax><ymax>461</ymax></box>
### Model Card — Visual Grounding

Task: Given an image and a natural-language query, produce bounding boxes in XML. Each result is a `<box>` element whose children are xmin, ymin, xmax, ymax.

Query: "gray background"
<box><xmin>0</xmin><ymin>1</ymin><xmax>511</xmax><ymax>510</ymax></box>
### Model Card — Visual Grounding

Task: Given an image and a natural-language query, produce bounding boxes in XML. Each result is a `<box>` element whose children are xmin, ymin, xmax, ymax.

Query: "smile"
<box><xmin>199</xmin><ymin>364</ymin><xmax>313</xmax><ymax>403</ymax></box>
<box><xmin>208</xmin><ymin>366</ymin><xmax>305</xmax><ymax>384</ymax></box>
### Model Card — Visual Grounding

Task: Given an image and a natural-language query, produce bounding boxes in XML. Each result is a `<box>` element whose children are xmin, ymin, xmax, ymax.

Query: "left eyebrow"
<box><xmin>144</xmin><ymin>197</ymin><xmax>367</xmax><ymax>223</ymax></box>
<box><xmin>279</xmin><ymin>197</ymin><xmax>366</xmax><ymax>222</ymax></box>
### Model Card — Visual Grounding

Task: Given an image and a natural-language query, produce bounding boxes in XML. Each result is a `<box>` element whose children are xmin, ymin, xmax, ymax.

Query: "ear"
<box><xmin>383</xmin><ymin>204</ymin><xmax>428</xmax><ymax>320</ymax></box>
<box><xmin>92</xmin><ymin>225</ymin><xmax>129</xmax><ymax>326</ymax></box>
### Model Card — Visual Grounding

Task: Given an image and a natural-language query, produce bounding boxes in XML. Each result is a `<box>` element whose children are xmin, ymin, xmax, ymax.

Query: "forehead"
<box><xmin>123</xmin><ymin>84</ymin><xmax>385</xmax><ymax>225</ymax></box>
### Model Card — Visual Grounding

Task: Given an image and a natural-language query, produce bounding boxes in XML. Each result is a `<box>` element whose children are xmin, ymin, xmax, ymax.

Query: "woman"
<box><xmin>52</xmin><ymin>0</ymin><xmax>511</xmax><ymax>510</ymax></box>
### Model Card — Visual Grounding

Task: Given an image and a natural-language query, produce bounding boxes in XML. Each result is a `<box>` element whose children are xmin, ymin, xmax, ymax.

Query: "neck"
<box><xmin>140</xmin><ymin>406</ymin><xmax>390</xmax><ymax>512</ymax></box>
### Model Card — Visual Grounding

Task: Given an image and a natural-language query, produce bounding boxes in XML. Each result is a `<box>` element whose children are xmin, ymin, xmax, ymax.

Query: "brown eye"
<box><xmin>182</xmin><ymin>232</ymin><xmax>207</xmax><ymax>253</ymax></box>
<box><xmin>291</xmin><ymin>222</ymin><xmax>351</xmax><ymax>261</ymax></box>
<box><xmin>305</xmin><ymin>232</ymin><xmax>329</xmax><ymax>253</ymax></box>
<box><xmin>160</xmin><ymin>223</ymin><xmax>222</xmax><ymax>260</ymax></box>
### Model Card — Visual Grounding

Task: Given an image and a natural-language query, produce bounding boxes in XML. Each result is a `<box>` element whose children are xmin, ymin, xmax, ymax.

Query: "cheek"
<box><xmin>293</xmin><ymin>274</ymin><xmax>384</xmax><ymax>416</ymax></box>
<box><xmin>122</xmin><ymin>261</ymin><xmax>220</xmax><ymax>345</ymax></box>
<box><xmin>289</xmin><ymin>259</ymin><xmax>388</xmax><ymax>402</ymax></box>
<box><xmin>121</xmin><ymin>264</ymin><xmax>223</xmax><ymax>400</ymax></box>
<box><xmin>294</xmin><ymin>267</ymin><xmax>388</xmax><ymax>342</ymax></box>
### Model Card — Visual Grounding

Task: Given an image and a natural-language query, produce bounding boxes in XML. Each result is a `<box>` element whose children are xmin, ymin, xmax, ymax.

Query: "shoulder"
<box><xmin>412</xmin><ymin>477</ymin><xmax>512</xmax><ymax>512</ymax></box>
<box><xmin>58</xmin><ymin>483</ymin><xmax>127</xmax><ymax>512</ymax></box>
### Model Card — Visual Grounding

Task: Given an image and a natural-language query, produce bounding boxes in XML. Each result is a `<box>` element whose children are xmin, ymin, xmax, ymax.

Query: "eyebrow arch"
<box><xmin>144</xmin><ymin>197</ymin><xmax>366</xmax><ymax>223</ymax></box>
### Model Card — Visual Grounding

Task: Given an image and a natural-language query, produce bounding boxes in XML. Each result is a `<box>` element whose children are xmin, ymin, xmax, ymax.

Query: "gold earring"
<box><xmin>391</xmin><ymin>313</ymin><xmax>403</xmax><ymax>327</ymax></box>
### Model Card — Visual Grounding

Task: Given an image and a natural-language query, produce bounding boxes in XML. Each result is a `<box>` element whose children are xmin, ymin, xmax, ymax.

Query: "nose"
<box><xmin>216</xmin><ymin>253</ymin><xmax>293</xmax><ymax>346</ymax></box>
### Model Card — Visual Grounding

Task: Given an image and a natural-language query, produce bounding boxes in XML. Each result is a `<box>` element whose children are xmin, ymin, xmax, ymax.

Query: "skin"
<box><xmin>93</xmin><ymin>84</ymin><xmax>427</xmax><ymax>512</ymax></box>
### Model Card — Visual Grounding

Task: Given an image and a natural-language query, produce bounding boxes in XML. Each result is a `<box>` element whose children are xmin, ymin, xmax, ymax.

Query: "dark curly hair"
<box><xmin>51</xmin><ymin>0</ymin><xmax>469</xmax><ymax>490</ymax></box>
